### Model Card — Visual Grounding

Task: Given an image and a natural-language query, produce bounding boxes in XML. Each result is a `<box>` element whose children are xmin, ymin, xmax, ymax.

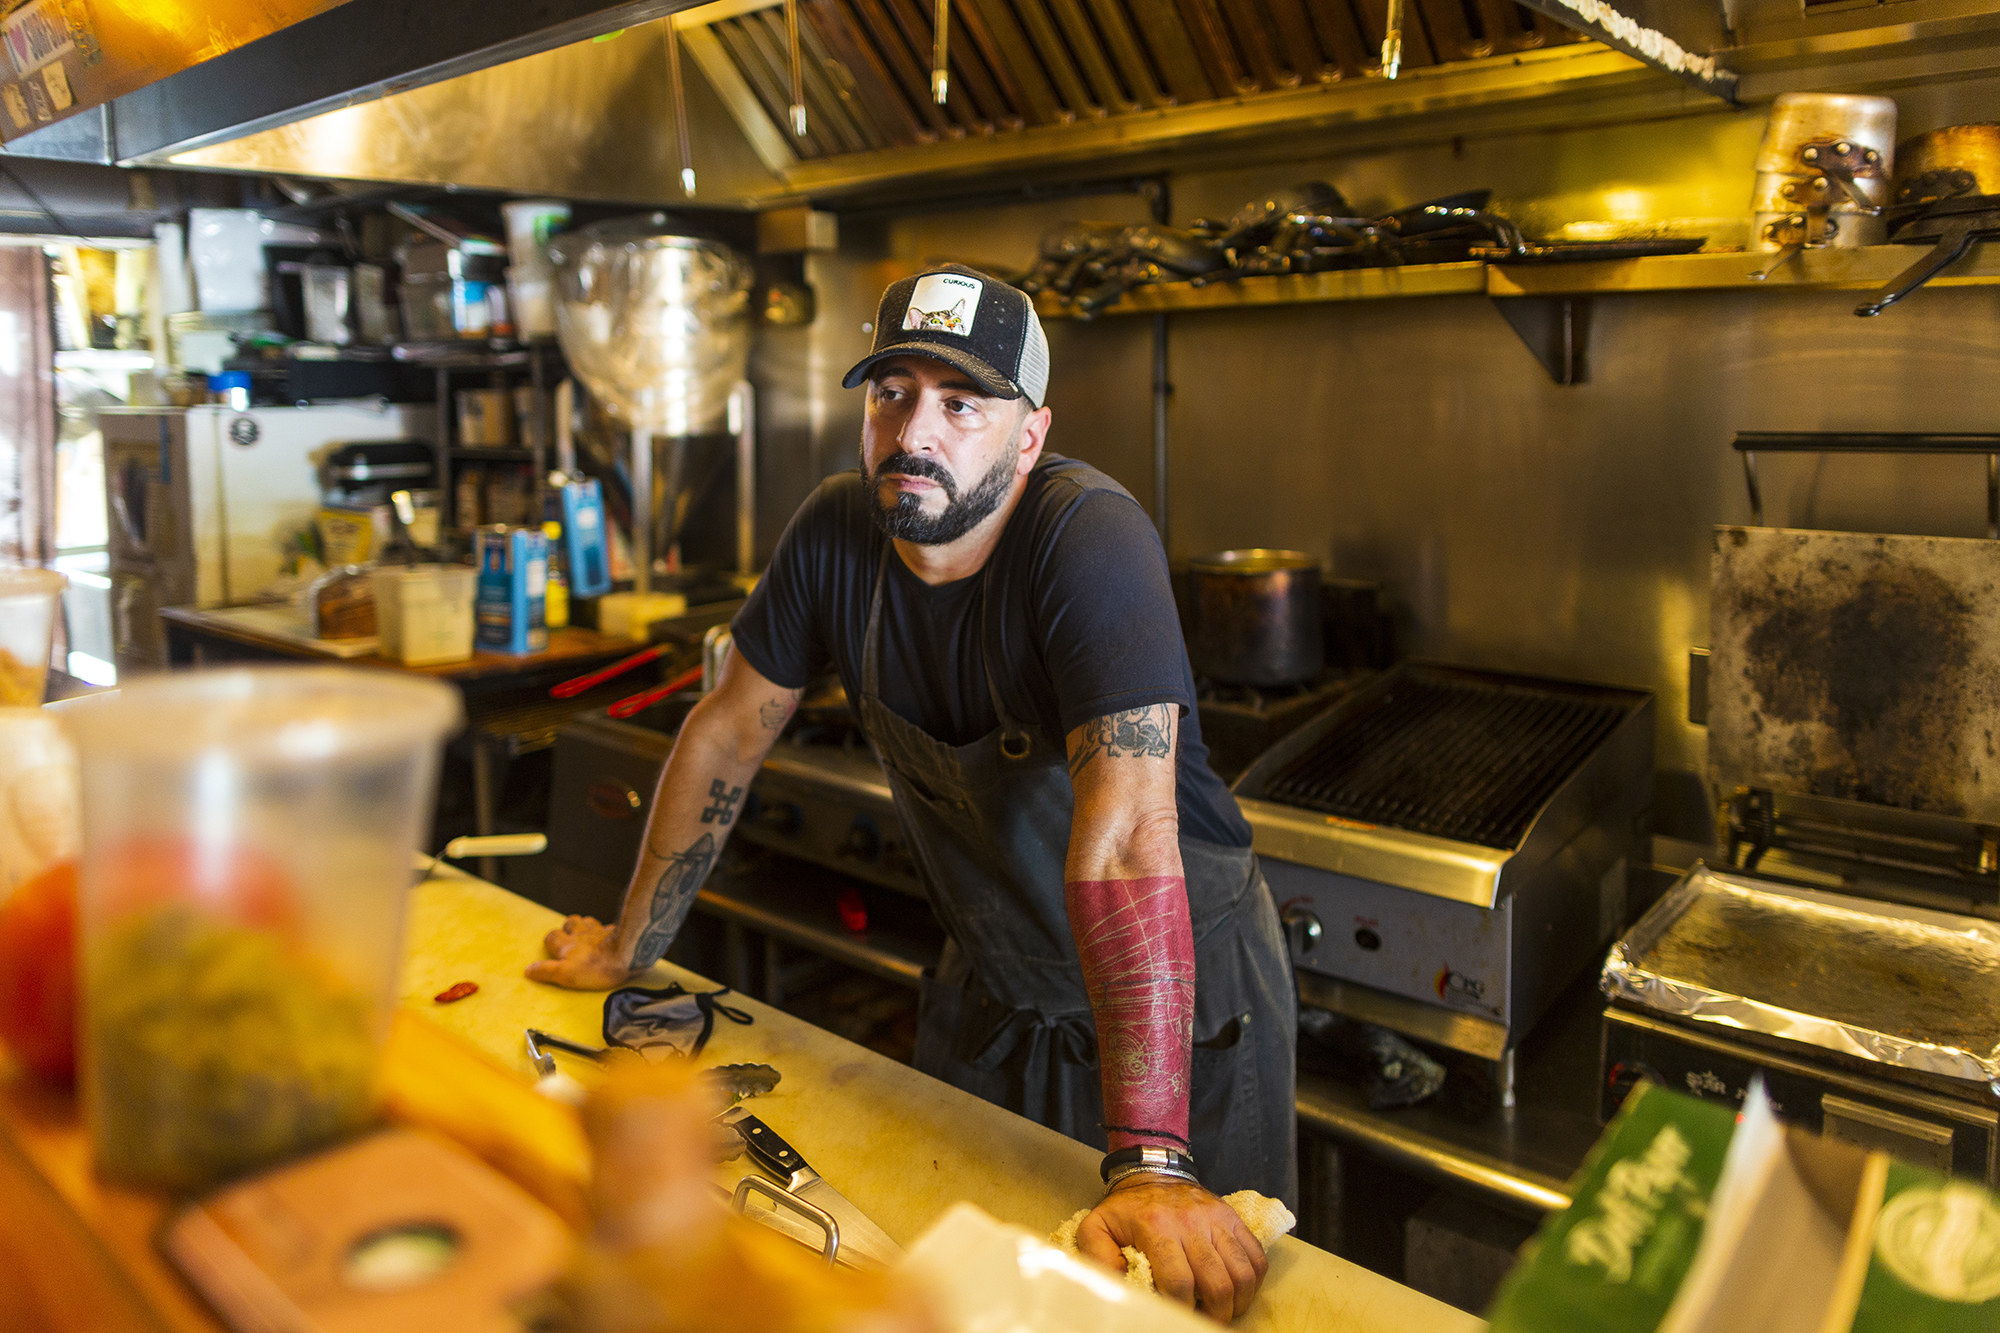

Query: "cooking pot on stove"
<box><xmin>1183</xmin><ymin>550</ymin><xmax>1323</xmax><ymax>689</ymax></box>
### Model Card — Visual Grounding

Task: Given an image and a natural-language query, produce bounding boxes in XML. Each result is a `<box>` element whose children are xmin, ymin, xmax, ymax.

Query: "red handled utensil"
<box><xmin>551</xmin><ymin>643</ymin><xmax>671</xmax><ymax>698</ymax></box>
<box><xmin>607</xmin><ymin>664</ymin><xmax>704</xmax><ymax>719</ymax></box>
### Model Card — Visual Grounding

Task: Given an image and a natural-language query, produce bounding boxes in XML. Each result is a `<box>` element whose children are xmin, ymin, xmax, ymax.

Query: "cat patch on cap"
<box><xmin>903</xmin><ymin>271</ymin><xmax>983</xmax><ymax>336</ymax></box>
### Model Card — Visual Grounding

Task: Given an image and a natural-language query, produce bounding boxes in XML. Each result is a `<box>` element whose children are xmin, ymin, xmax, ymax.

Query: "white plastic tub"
<box><xmin>372</xmin><ymin>564</ymin><xmax>477</xmax><ymax>666</ymax></box>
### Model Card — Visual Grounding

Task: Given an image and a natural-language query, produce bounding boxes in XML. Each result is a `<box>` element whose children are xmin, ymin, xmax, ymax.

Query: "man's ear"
<box><xmin>1017</xmin><ymin>404</ymin><xmax>1052</xmax><ymax>474</ymax></box>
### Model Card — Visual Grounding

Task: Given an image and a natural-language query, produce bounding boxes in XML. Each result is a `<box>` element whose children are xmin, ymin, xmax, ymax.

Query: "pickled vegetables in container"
<box><xmin>61</xmin><ymin>668</ymin><xmax>461</xmax><ymax>1190</ymax></box>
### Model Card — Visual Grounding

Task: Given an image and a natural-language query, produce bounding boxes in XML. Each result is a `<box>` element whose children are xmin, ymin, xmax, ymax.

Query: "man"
<box><xmin>530</xmin><ymin>265</ymin><xmax>1297</xmax><ymax>1321</ymax></box>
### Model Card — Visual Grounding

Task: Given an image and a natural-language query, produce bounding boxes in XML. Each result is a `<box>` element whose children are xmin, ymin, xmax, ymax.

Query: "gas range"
<box><xmin>544</xmin><ymin>699</ymin><xmax>924</xmax><ymax>921</ymax></box>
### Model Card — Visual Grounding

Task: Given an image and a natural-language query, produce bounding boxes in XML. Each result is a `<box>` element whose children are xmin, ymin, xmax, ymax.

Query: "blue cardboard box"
<box><xmin>474</xmin><ymin>525</ymin><xmax>548</xmax><ymax>654</ymax></box>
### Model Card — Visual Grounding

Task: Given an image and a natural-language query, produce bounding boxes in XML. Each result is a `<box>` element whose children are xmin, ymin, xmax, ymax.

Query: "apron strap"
<box><xmin>864</xmin><ymin>535</ymin><xmax>1035</xmax><ymax>760</ymax></box>
<box><xmin>861</xmin><ymin>541</ymin><xmax>891</xmax><ymax>700</ymax></box>
<box><xmin>977</xmin><ymin>556</ymin><xmax>1034</xmax><ymax>759</ymax></box>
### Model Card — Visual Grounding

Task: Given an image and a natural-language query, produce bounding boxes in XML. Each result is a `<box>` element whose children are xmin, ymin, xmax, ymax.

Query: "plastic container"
<box><xmin>0</xmin><ymin>567</ymin><xmax>66</xmax><ymax>707</ymax></box>
<box><xmin>0</xmin><ymin>709</ymin><xmax>78</xmax><ymax>900</ymax></box>
<box><xmin>62</xmin><ymin>668</ymin><xmax>461</xmax><ymax>1190</ymax></box>
<box><xmin>373</xmin><ymin>564</ymin><xmax>477</xmax><ymax>666</ymax></box>
<box><xmin>500</xmin><ymin>200</ymin><xmax>571</xmax><ymax>277</ymax></box>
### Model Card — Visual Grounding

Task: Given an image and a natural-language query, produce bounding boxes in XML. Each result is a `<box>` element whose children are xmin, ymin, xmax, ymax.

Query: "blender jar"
<box><xmin>62</xmin><ymin>667</ymin><xmax>461</xmax><ymax>1190</ymax></box>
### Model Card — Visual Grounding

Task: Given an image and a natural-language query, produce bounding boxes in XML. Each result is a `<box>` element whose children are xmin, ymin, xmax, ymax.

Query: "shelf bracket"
<box><xmin>1494</xmin><ymin>296</ymin><xmax>1590</xmax><ymax>387</ymax></box>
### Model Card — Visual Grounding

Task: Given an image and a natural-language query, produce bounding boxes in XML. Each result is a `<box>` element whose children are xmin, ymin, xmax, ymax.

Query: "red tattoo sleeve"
<box><xmin>1064</xmin><ymin>875</ymin><xmax>1196</xmax><ymax>1151</ymax></box>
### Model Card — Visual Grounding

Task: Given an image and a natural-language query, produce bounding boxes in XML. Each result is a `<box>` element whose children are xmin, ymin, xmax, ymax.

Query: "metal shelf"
<box><xmin>1035</xmin><ymin>243</ymin><xmax>2000</xmax><ymax>320</ymax></box>
<box><xmin>1036</xmin><ymin>264</ymin><xmax>1488</xmax><ymax>319</ymax></box>
<box><xmin>1486</xmin><ymin>241</ymin><xmax>2000</xmax><ymax>296</ymax></box>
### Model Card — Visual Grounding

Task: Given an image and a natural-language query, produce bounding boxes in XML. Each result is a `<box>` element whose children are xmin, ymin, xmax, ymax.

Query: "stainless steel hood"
<box><xmin>18</xmin><ymin>0</ymin><xmax>2000</xmax><ymax>206</ymax></box>
<box><xmin>0</xmin><ymin>0</ymin><xmax>355</xmax><ymax>144</ymax></box>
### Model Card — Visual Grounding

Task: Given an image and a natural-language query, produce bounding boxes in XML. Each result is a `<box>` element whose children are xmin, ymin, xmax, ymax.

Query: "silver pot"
<box><xmin>1184</xmin><ymin>550</ymin><xmax>1324</xmax><ymax>688</ymax></box>
<box><xmin>1751</xmin><ymin>93</ymin><xmax>1899</xmax><ymax>254</ymax></box>
<box><xmin>1754</xmin><ymin>93</ymin><xmax>1899</xmax><ymax>176</ymax></box>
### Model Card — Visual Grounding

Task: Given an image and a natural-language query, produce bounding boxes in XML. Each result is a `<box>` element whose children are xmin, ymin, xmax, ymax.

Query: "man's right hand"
<box><xmin>525</xmin><ymin>914</ymin><xmax>638</xmax><ymax>990</ymax></box>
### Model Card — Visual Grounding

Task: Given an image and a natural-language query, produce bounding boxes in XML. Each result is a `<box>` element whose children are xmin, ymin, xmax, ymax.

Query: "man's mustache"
<box><xmin>871</xmin><ymin>452</ymin><xmax>957</xmax><ymax>498</ymax></box>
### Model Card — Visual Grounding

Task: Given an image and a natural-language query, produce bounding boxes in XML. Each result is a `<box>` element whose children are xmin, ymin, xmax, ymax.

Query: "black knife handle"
<box><xmin>732</xmin><ymin>1113</ymin><xmax>813</xmax><ymax>1181</ymax></box>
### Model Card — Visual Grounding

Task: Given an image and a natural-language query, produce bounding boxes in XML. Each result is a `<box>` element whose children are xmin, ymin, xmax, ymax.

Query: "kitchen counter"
<box><xmin>0</xmin><ymin>867</ymin><xmax>1482</xmax><ymax>1332</ymax></box>
<box><xmin>405</xmin><ymin>868</ymin><xmax>1484</xmax><ymax>1332</ymax></box>
<box><xmin>159</xmin><ymin>605</ymin><xmax>636</xmax><ymax>683</ymax></box>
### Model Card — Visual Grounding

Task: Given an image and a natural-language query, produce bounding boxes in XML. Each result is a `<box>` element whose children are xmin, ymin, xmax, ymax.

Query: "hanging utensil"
<box><xmin>932</xmin><ymin>0</ymin><xmax>951</xmax><ymax>104</ymax></box>
<box><xmin>665</xmin><ymin>22</ymin><xmax>697</xmax><ymax>196</ymax></box>
<box><xmin>1380</xmin><ymin>0</ymin><xmax>1404</xmax><ymax>78</ymax></box>
<box><xmin>784</xmin><ymin>0</ymin><xmax>808</xmax><ymax>136</ymax></box>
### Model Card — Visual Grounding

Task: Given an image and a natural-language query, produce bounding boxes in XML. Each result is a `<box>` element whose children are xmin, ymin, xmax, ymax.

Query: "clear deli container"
<box><xmin>0</xmin><ymin>567</ymin><xmax>65</xmax><ymax>707</ymax></box>
<box><xmin>373</xmin><ymin>564</ymin><xmax>477</xmax><ymax>666</ymax></box>
<box><xmin>62</xmin><ymin>668</ymin><xmax>461</xmax><ymax>1190</ymax></box>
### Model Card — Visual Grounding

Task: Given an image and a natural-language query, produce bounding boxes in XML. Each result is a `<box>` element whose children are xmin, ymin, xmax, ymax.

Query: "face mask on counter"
<box><xmin>603</xmin><ymin>982</ymin><xmax>754</xmax><ymax>1060</ymax></box>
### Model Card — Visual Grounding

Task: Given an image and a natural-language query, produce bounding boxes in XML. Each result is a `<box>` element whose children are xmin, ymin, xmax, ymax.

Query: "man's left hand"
<box><xmin>1074</xmin><ymin>1174</ymin><xmax>1268</xmax><ymax>1321</ymax></box>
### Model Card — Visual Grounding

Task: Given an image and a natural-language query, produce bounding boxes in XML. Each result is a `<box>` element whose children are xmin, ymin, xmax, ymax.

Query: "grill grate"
<box><xmin>696</xmin><ymin>0</ymin><xmax>1577</xmax><ymax>159</ymax></box>
<box><xmin>1258</xmin><ymin>672</ymin><xmax>1629</xmax><ymax>848</ymax></box>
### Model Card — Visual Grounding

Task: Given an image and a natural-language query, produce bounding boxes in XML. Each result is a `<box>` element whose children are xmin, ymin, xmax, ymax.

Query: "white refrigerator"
<box><xmin>101</xmin><ymin>402</ymin><xmax>432</xmax><ymax>672</ymax></box>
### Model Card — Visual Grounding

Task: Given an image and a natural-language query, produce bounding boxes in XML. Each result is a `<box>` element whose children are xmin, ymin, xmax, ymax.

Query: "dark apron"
<box><xmin>852</xmin><ymin>542</ymin><xmax>1298</xmax><ymax>1206</ymax></box>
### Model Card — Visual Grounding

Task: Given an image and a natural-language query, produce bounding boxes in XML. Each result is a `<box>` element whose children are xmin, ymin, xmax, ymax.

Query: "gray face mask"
<box><xmin>603</xmin><ymin>983</ymin><xmax>753</xmax><ymax>1060</ymax></box>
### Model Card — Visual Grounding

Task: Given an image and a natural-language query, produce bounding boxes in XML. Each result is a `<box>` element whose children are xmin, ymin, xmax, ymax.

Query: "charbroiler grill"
<box><xmin>1234</xmin><ymin>662</ymin><xmax>1655</xmax><ymax>1103</ymax></box>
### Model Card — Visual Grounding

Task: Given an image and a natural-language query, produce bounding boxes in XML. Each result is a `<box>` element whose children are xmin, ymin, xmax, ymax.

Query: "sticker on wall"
<box><xmin>38</xmin><ymin>56</ymin><xmax>66</xmax><ymax>110</ymax></box>
<box><xmin>0</xmin><ymin>82</ymin><xmax>26</xmax><ymax>129</ymax></box>
<box><xmin>1</xmin><ymin>0</ymin><xmax>71</xmax><ymax>78</ymax></box>
<box><xmin>903</xmin><ymin>271</ymin><xmax>982</xmax><ymax>336</ymax></box>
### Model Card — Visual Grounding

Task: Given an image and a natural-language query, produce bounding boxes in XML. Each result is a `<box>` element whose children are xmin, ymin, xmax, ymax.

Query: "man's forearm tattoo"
<box><xmin>631</xmin><ymin>832</ymin><xmax>717</xmax><ymax>969</ymax></box>
<box><xmin>1067</xmin><ymin>705</ymin><xmax>1173</xmax><ymax>780</ymax></box>
<box><xmin>759</xmin><ymin>698</ymin><xmax>792</xmax><ymax>732</ymax></box>
<box><xmin>1065</xmin><ymin>875</ymin><xmax>1196</xmax><ymax>1151</ymax></box>
<box><xmin>701</xmin><ymin>779</ymin><xmax>745</xmax><ymax>825</ymax></box>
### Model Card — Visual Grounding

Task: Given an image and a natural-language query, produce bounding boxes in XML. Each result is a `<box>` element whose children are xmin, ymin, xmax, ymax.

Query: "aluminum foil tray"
<box><xmin>1603</xmin><ymin>864</ymin><xmax>2000</xmax><ymax>1087</ymax></box>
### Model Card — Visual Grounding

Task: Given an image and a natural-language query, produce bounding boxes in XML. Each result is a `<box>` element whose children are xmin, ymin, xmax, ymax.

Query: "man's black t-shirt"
<box><xmin>730</xmin><ymin>453</ymin><xmax>1251</xmax><ymax>848</ymax></box>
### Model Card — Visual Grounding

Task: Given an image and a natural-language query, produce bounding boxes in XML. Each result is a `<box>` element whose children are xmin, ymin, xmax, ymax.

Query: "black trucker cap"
<box><xmin>842</xmin><ymin>264</ymin><xmax>1050</xmax><ymax>408</ymax></box>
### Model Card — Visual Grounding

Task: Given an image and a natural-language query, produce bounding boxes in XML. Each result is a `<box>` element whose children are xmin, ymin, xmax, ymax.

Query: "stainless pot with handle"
<box><xmin>1184</xmin><ymin>549</ymin><xmax>1324</xmax><ymax>688</ymax></box>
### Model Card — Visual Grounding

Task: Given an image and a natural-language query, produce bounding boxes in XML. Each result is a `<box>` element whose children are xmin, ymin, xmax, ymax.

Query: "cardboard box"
<box><xmin>473</xmin><ymin>526</ymin><xmax>547</xmax><ymax>655</ymax></box>
<box><xmin>1487</xmin><ymin>1083</ymin><xmax>2000</xmax><ymax>1333</ymax></box>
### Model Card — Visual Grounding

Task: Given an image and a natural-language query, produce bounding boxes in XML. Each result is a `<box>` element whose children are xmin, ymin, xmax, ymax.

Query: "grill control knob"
<box><xmin>1279</xmin><ymin>904</ymin><xmax>1322</xmax><ymax>956</ymax></box>
<box><xmin>843</xmin><ymin>816</ymin><xmax>882</xmax><ymax>860</ymax></box>
<box><xmin>757</xmin><ymin>800</ymin><xmax>803</xmax><ymax>835</ymax></box>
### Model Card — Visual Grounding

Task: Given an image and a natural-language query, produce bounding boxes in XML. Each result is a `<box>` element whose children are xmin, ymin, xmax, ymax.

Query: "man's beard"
<box><xmin>862</xmin><ymin>444</ymin><xmax>1017</xmax><ymax>545</ymax></box>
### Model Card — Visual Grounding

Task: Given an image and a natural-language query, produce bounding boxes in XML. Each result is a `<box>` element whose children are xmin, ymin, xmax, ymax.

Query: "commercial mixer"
<box><xmin>548</xmin><ymin>217</ymin><xmax>755</xmax><ymax>595</ymax></box>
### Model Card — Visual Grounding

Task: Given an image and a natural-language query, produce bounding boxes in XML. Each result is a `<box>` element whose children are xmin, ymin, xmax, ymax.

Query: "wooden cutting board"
<box><xmin>163</xmin><ymin>1129</ymin><xmax>569</xmax><ymax>1333</ymax></box>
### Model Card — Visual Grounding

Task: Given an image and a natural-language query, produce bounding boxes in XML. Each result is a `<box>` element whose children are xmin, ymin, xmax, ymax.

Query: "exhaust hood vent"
<box><xmin>695</xmin><ymin>0</ymin><xmax>1578</xmax><ymax>159</ymax></box>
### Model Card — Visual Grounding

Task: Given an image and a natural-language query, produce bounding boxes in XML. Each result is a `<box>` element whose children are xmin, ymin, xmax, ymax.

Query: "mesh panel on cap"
<box><xmin>1018</xmin><ymin>306</ymin><xmax>1050</xmax><ymax>408</ymax></box>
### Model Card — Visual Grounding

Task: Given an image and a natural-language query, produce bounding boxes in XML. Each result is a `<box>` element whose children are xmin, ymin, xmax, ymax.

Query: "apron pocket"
<box><xmin>1188</xmin><ymin>1010</ymin><xmax>1256</xmax><ymax>1176</ymax></box>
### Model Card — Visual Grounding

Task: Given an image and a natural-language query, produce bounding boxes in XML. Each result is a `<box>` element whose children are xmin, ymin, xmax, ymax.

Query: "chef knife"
<box><xmin>716</xmin><ymin>1107</ymin><xmax>903</xmax><ymax>1269</ymax></box>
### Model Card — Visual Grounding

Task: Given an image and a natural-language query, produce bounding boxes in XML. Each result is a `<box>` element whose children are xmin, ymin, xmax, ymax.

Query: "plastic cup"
<box><xmin>0</xmin><ymin>567</ymin><xmax>66</xmax><ymax>707</ymax></box>
<box><xmin>61</xmin><ymin>667</ymin><xmax>462</xmax><ymax>1190</ymax></box>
